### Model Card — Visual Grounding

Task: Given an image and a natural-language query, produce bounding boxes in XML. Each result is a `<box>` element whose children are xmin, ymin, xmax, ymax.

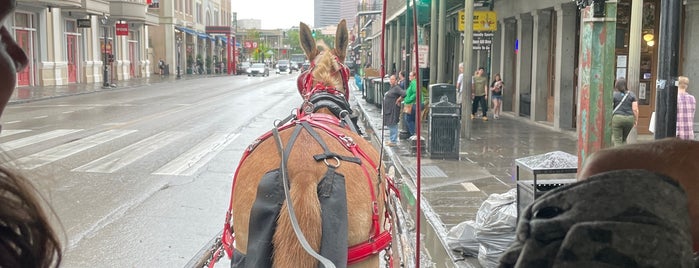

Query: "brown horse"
<box><xmin>221</xmin><ymin>20</ymin><xmax>392</xmax><ymax>268</ymax></box>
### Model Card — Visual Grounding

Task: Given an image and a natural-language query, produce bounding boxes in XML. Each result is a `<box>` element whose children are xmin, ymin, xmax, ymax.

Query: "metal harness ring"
<box><xmin>323</xmin><ymin>156</ymin><xmax>341</xmax><ymax>168</ymax></box>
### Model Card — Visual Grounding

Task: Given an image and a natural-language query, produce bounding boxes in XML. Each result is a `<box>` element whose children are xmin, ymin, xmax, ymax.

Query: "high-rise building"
<box><xmin>315</xmin><ymin>0</ymin><xmax>358</xmax><ymax>29</ymax></box>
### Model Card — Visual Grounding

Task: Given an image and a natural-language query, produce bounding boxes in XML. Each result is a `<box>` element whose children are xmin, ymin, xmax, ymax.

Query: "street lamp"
<box><xmin>101</xmin><ymin>16</ymin><xmax>109</xmax><ymax>88</ymax></box>
<box><xmin>176</xmin><ymin>35</ymin><xmax>182</xmax><ymax>79</ymax></box>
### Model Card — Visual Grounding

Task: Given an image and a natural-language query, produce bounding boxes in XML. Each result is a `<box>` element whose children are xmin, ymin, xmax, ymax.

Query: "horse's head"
<box><xmin>296</xmin><ymin>20</ymin><xmax>351</xmax><ymax>118</ymax></box>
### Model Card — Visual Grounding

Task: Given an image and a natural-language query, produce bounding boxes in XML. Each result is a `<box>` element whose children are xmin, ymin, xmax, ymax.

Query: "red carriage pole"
<box><xmin>411</xmin><ymin>0</ymin><xmax>422</xmax><ymax>266</ymax></box>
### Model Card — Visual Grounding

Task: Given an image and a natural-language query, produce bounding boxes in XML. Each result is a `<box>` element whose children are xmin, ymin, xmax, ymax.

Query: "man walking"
<box><xmin>471</xmin><ymin>67</ymin><xmax>489</xmax><ymax>121</ymax></box>
<box><xmin>383</xmin><ymin>75</ymin><xmax>406</xmax><ymax>146</ymax></box>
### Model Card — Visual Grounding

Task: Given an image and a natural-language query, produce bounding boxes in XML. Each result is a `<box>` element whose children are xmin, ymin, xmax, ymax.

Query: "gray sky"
<box><xmin>232</xmin><ymin>0</ymin><xmax>314</xmax><ymax>29</ymax></box>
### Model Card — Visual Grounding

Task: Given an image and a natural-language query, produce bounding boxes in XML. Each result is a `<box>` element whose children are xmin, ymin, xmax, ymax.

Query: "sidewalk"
<box><xmin>350</xmin><ymin>82</ymin><xmax>582</xmax><ymax>267</ymax></box>
<box><xmin>10</xmin><ymin>74</ymin><xmax>220</xmax><ymax>104</ymax></box>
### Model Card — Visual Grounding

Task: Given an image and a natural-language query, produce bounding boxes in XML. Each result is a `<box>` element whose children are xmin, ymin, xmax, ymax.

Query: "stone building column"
<box><xmin>683</xmin><ymin>0</ymin><xmax>699</xmax><ymax>82</ymax></box>
<box><xmin>515</xmin><ymin>14</ymin><xmax>533</xmax><ymax>117</ymax></box>
<box><xmin>553</xmin><ymin>3</ymin><xmax>578</xmax><ymax>130</ymax></box>
<box><xmin>501</xmin><ymin>18</ymin><xmax>517</xmax><ymax>113</ymax></box>
<box><xmin>490</xmin><ymin>21</ymin><xmax>502</xmax><ymax>88</ymax></box>
<box><xmin>530</xmin><ymin>10</ymin><xmax>552</xmax><ymax>122</ymax></box>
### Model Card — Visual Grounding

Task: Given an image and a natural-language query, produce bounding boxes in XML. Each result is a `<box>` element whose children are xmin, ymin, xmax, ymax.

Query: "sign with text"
<box><xmin>415</xmin><ymin>45</ymin><xmax>429</xmax><ymax>68</ymax></box>
<box><xmin>458</xmin><ymin>11</ymin><xmax>497</xmax><ymax>32</ymax></box>
<box><xmin>472</xmin><ymin>32</ymin><xmax>494</xmax><ymax>51</ymax></box>
<box><xmin>115</xmin><ymin>23</ymin><xmax>129</xmax><ymax>36</ymax></box>
<box><xmin>77</xmin><ymin>19</ymin><xmax>91</xmax><ymax>28</ymax></box>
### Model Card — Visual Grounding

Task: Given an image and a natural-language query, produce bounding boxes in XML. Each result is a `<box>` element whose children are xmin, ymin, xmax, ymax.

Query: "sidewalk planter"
<box><xmin>514</xmin><ymin>151</ymin><xmax>577</xmax><ymax>220</ymax></box>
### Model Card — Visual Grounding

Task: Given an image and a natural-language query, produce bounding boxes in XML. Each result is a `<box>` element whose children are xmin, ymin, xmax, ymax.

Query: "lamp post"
<box><xmin>101</xmin><ymin>16</ymin><xmax>109</xmax><ymax>88</ymax></box>
<box><xmin>176</xmin><ymin>35</ymin><xmax>182</xmax><ymax>79</ymax></box>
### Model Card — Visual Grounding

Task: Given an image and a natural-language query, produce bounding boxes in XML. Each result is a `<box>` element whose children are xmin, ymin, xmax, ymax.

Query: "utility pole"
<box><xmin>460</xmin><ymin>0</ymin><xmax>474</xmax><ymax>139</ymax></box>
<box><xmin>654</xmin><ymin>0</ymin><xmax>682</xmax><ymax>139</ymax></box>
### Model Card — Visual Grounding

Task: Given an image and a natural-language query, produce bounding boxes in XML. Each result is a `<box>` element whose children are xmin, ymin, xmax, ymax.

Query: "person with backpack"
<box><xmin>611</xmin><ymin>77</ymin><xmax>638</xmax><ymax>147</ymax></box>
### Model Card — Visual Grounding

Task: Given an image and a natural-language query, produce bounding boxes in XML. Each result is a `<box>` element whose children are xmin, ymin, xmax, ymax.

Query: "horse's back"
<box><xmin>232</xmin><ymin>121</ymin><xmax>381</xmax><ymax>268</ymax></box>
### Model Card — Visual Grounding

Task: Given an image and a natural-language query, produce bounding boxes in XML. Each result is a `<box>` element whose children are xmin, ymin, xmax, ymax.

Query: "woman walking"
<box><xmin>490</xmin><ymin>74</ymin><xmax>504</xmax><ymax>119</ymax></box>
<box><xmin>611</xmin><ymin>78</ymin><xmax>638</xmax><ymax>147</ymax></box>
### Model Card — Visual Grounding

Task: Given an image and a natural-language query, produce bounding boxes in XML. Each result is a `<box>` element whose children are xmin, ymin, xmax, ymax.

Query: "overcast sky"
<box><xmin>232</xmin><ymin>0</ymin><xmax>315</xmax><ymax>29</ymax></box>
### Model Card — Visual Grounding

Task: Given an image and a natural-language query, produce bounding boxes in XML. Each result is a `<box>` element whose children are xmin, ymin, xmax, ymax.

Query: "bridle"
<box><xmin>297</xmin><ymin>54</ymin><xmax>351</xmax><ymax>102</ymax></box>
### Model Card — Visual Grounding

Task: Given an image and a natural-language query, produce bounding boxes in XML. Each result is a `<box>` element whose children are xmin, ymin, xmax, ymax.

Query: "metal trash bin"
<box><xmin>429</xmin><ymin>83</ymin><xmax>457</xmax><ymax>104</ymax></box>
<box><xmin>364</xmin><ymin>76</ymin><xmax>378</xmax><ymax>104</ymax></box>
<box><xmin>372</xmin><ymin>78</ymin><xmax>390</xmax><ymax>108</ymax></box>
<box><xmin>428</xmin><ymin>94</ymin><xmax>461</xmax><ymax>159</ymax></box>
<box><xmin>515</xmin><ymin>151</ymin><xmax>578</xmax><ymax>220</ymax></box>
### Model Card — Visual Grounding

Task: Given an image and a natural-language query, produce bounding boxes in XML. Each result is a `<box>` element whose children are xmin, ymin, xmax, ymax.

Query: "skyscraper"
<box><xmin>315</xmin><ymin>0</ymin><xmax>357</xmax><ymax>29</ymax></box>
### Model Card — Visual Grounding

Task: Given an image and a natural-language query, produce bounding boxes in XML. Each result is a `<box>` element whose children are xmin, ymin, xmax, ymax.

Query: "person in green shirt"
<box><xmin>471</xmin><ymin>67</ymin><xmax>489</xmax><ymax>121</ymax></box>
<box><xmin>403</xmin><ymin>71</ymin><xmax>418</xmax><ymax>136</ymax></box>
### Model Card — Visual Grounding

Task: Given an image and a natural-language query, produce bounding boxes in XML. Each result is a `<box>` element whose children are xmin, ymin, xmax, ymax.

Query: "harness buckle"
<box><xmin>323</xmin><ymin>156</ymin><xmax>341</xmax><ymax>168</ymax></box>
<box><xmin>339</xmin><ymin>135</ymin><xmax>355</xmax><ymax>147</ymax></box>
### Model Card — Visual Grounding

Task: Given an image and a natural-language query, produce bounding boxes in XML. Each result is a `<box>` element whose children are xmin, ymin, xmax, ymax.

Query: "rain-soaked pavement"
<box><xmin>349</xmin><ymin>81</ymin><xmax>582</xmax><ymax>267</ymax></box>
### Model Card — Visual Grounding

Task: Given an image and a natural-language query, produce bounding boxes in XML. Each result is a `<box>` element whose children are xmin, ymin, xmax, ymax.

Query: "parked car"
<box><xmin>275</xmin><ymin>60</ymin><xmax>292</xmax><ymax>74</ymax></box>
<box><xmin>289</xmin><ymin>61</ymin><xmax>299</xmax><ymax>71</ymax></box>
<box><xmin>236</xmin><ymin>61</ymin><xmax>250</xmax><ymax>75</ymax></box>
<box><xmin>247</xmin><ymin>63</ymin><xmax>270</xmax><ymax>77</ymax></box>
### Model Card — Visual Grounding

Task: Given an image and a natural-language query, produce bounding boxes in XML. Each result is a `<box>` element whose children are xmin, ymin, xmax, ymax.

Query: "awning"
<box><xmin>197</xmin><ymin>32</ymin><xmax>210</xmax><ymax>39</ymax></box>
<box><xmin>175</xmin><ymin>26</ymin><xmax>197</xmax><ymax>36</ymax></box>
<box><xmin>216</xmin><ymin>36</ymin><xmax>228</xmax><ymax>45</ymax></box>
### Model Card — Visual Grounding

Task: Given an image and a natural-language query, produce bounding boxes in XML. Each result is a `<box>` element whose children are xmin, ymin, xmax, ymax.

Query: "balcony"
<box><xmin>109</xmin><ymin>0</ymin><xmax>148</xmax><ymax>22</ymax></box>
<box><xmin>18</xmin><ymin>0</ymin><xmax>82</xmax><ymax>9</ymax></box>
<box><xmin>62</xmin><ymin>0</ymin><xmax>109</xmax><ymax>16</ymax></box>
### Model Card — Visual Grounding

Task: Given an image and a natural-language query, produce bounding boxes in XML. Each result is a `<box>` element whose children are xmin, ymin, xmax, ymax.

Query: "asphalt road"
<box><xmin>1</xmin><ymin>73</ymin><xmax>302</xmax><ymax>267</ymax></box>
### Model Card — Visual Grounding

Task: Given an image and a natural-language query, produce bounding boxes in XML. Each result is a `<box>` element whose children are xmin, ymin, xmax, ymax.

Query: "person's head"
<box><xmin>478</xmin><ymin>67</ymin><xmax>485</xmax><ymax>76</ymax></box>
<box><xmin>0</xmin><ymin>1</ymin><xmax>62</xmax><ymax>267</ymax></box>
<box><xmin>458</xmin><ymin>63</ymin><xmax>464</xmax><ymax>73</ymax></box>
<box><xmin>678</xmin><ymin>76</ymin><xmax>689</xmax><ymax>91</ymax></box>
<box><xmin>389</xmin><ymin>75</ymin><xmax>397</xmax><ymax>86</ymax></box>
<box><xmin>399</xmin><ymin>70</ymin><xmax>405</xmax><ymax>80</ymax></box>
<box><xmin>494</xmin><ymin>73</ymin><xmax>501</xmax><ymax>81</ymax></box>
<box><xmin>409</xmin><ymin>71</ymin><xmax>416</xmax><ymax>80</ymax></box>
<box><xmin>614</xmin><ymin>78</ymin><xmax>628</xmax><ymax>93</ymax></box>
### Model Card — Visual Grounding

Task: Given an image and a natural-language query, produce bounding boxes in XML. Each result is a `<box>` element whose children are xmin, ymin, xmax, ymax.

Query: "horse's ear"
<box><xmin>299</xmin><ymin>22</ymin><xmax>319</xmax><ymax>62</ymax></box>
<box><xmin>334</xmin><ymin>19</ymin><xmax>348</xmax><ymax>62</ymax></box>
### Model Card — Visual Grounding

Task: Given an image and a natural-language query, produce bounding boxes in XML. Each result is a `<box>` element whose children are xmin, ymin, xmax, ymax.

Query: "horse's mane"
<box><xmin>311</xmin><ymin>41</ymin><xmax>346</xmax><ymax>95</ymax></box>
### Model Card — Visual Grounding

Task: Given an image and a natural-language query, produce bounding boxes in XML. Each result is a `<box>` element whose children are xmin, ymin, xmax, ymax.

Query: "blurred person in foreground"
<box><xmin>500</xmin><ymin>139</ymin><xmax>699</xmax><ymax>267</ymax></box>
<box><xmin>0</xmin><ymin>0</ymin><xmax>63</xmax><ymax>267</ymax></box>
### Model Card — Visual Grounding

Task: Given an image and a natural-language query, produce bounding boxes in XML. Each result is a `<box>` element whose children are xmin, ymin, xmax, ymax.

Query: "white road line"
<box><xmin>0</xmin><ymin>129</ymin><xmax>31</xmax><ymax>137</ymax></box>
<box><xmin>154</xmin><ymin>132</ymin><xmax>240</xmax><ymax>176</ymax></box>
<box><xmin>62</xmin><ymin>111</ymin><xmax>75</xmax><ymax>114</ymax></box>
<box><xmin>461</xmin><ymin>182</ymin><xmax>481</xmax><ymax>192</ymax></box>
<box><xmin>14</xmin><ymin>129</ymin><xmax>136</xmax><ymax>169</ymax></box>
<box><xmin>5</xmin><ymin>120</ymin><xmax>21</xmax><ymax>124</ymax></box>
<box><xmin>33</xmin><ymin>115</ymin><xmax>49</xmax><ymax>119</ymax></box>
<box><xmin>73</xmin><ymin>131</ymin><xmax>187</xmax><ymax>173</ymax></box>
<box><xmin>1</xmin><ymin>129</ymin><xmax>82</xmax><ymax>151</ymax></box>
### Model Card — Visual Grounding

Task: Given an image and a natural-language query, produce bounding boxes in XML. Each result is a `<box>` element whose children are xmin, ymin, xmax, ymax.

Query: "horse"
<box><xmin>217</xmin><ymin>19</ymin><xmax>394</xmax><ymax>268</ymax></box>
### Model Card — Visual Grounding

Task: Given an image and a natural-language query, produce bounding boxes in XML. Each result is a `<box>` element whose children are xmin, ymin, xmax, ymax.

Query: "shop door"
<box><xmin>129</xmin><ymin>42</ymin><xmax>136</xmax><ymax>77</ymax></box>
<box><xmin>15</xmin><ymin>30</ymin><xmax>31</xmax><ymax>86</ymax></box>
<box><xmin>67</xmin><ymin>35</ymin><xmax>78</xmax><ymax>83</ymax></box>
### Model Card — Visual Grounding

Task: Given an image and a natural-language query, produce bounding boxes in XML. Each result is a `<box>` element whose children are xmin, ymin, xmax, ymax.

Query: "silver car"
<box><xmin>247</xmin><ymin>63</ymin><xmax>269</xmax><ymax>77</ymax></box>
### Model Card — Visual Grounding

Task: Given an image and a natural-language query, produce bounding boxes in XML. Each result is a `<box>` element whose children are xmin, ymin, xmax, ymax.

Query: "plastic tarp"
<box><xmin>447</xmin><ymin>189</ymin><xmax>517</xmax><ymax>267</ymax></box>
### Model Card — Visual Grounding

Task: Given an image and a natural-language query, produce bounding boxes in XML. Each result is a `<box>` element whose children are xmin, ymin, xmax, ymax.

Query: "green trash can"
<box><xmin>372</xmin><ymin>78</ymin><xmax>390</xmax><ymax>108</ymax></box>
<box><xmin>365</xmin><ymin>76</ymin><xmax>378</xmax><ymax>104</ymax></box>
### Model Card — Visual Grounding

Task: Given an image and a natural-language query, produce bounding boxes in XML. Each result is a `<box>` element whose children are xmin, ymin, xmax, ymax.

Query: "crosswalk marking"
<box><xmin>461</xmin><ymin>182</ymin><xmax>480</xmax><ymax>192</ymax></box>
<box><xmin>154</xmin><ymin>132</ymin><xmax>240</xmax><ymax>176</ymax></box>
<box><xmin>14</xmin><ymin>129</ymin><xmax>136</xmax><ymax>169</ymax></box>
<box><xmin>1</xmin><ymin>129</ymin><xmax>82</xmax><ymax>151</ymax></box>
<box><xmin>0</xmin><ymin>129</ymin><xmax>31</xmax><ymax>137</ymax></box>
<box><xmin>73</xmin><ymin>131</ymin><xmax>187</xmax><ymax>173</ymax></box>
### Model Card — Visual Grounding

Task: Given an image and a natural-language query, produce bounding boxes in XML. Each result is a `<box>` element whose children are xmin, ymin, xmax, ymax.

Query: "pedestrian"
<box><xmin>610</xmin><ymin>77</ymin><xmax>638</xmax><ymax>147</ymax></box>
<box><xmin>490</xmin><ymin>73</ymin><xmax>504</xmax><ymax>119</ymax></box>
<box><xmin>471</xmin><ymin>67</ymin><xmax>489</xmax><ymax>121</ymax></box>
<box><xmin>455</xmin><ymin>63</ymin><xmax>464</xmax><ymax>103</ymax></box>
<box><xmin>398</xmin><ymin>70</ymin><xmax>407</xmax><ymax>89</ymax></box>
<box><xmin>158</xmin><ymin>58</ymin><xmax>165</xmax><ymax>75</ymax></box>
<box><xmin>403</xmin><ymin>71</ymin><xmax>418</xmax><ymax>137</ymax></box>
<box><xmin>383</xmin><ymin>75</ymin><xmax>406</xmax><ymax>146</ymax></box>
<box><xmin>676</xmin><ymin>76</ymin><xmax>696</xmax><ymax>140</ymax></box>
<box><xmin>0</xmin><ymin>1</ymin><xmax>63</xmax><ymax>266</ymax></box>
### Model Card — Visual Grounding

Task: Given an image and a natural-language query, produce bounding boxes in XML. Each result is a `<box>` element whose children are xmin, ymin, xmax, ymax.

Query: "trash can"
<box><xmin>429</xmin><ymin>83</ymin><xmax>457</xmax><ymax>104</ymax></box>
<box><xmin>429</xmin><ymin>97</ymin><xmax>461</xmax><ymax>159</ymax></box>
<box><xmin>514</xmin><ymin>151</ymin><xmax>578</xmax><ymax>220</ymax></box>
<box><xmin>364</xmin><ymin>76</ymin><xmax>378</xmax><ymax>104</ymax></box>
<box><xmin>373</xmin><ymin>78</ymin><xmax>390</xmax><ymax>108</ymax></box>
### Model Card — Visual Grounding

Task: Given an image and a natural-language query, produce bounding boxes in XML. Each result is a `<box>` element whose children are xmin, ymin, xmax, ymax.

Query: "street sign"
<box><xmin>458</xmin><ymin>11</ymin><xmax>497</xmax><ymax>32</ymax></box>
<box><xmin>77</xmin><ymin>19</ymin><xmax>91</xmax><ymax>28</ymax></box>
<box><xmin>416</xmin><ymin>45</ymin><xmax>429</xmax><ymax>68</ymax></box>
<box><xmin>472</xmin><ymin>32</ymin><xmax>494</xmax><ymax>51</ymax></box>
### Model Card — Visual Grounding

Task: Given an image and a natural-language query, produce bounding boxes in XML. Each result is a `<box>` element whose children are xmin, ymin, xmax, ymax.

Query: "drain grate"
<box><xmin>404</xmin><ymin>165</ymin><xmax>448</xmax><ymax>178</ymax></box>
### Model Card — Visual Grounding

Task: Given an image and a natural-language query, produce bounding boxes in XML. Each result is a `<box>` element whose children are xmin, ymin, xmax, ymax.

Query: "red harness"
<box><xmin>219</xmin><ymin>112</ymin><xmax>394</xmax><ymax>266</ymax></box>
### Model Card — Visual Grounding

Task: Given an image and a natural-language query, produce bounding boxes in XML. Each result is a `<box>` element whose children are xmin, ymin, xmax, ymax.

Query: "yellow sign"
<box><xmin>458</xmin><ymin>11</ymin><xmax>497</xmax><ymax>32</ymax></box>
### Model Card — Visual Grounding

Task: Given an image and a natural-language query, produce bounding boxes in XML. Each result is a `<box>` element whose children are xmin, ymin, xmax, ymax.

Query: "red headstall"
<box><xmin>296</xmin><ymin>55</ymin><xmax>351</xmax><ymax>102</ymax></box>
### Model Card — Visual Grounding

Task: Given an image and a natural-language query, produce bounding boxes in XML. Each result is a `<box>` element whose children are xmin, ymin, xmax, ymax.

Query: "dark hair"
<box><xmin>615</xmin><ymin>78</ymin><xmax>628</xmax><ymax>93</ymax></box>
<box><xmin>0</xmin><ymin>166</ymin><xmax>62</xmax><ymax>268</ymax></box>
<box><xmin>399</xmin><ymin>70</ymin><xmax>405</xmax><ymax>78</ymax></box>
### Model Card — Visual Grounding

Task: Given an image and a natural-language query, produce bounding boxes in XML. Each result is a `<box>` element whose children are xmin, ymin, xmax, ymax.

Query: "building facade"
<box><xmin>377</xmin><ymin>0</ymin><xmax>699</xmax><ymax>138</ymax></box>
<box><xmin>315</xmin><ymin>0</ymin><xmax>341</xmax><ymax>28</ymax></box>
